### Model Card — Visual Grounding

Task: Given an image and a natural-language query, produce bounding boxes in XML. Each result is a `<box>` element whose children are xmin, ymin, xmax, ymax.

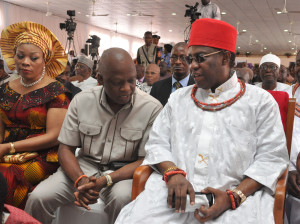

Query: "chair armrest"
<box><xmin>273</xmin><ymin>168</ymin><xmax>288</xmax><ymax>224</ymax></box>
<box><xmin>131</xmin><ymin>165</ymin><xmax>153</xmax><ymax>201</ymax></box>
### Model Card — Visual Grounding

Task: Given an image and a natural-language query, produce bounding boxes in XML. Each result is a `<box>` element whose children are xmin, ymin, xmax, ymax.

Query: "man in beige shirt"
<box><xmin>25</xmin><ymin>48</ymin><xmax>162</xmax><ymax>224</ymax></box>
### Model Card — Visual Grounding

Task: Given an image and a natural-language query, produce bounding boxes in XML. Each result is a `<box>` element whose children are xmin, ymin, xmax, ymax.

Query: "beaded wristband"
<box><xmin>163</xmin><ymin>170</ymin><xmax>187</xmax><ymax>184</ymax></box>
<box><xmin>74</xmin><ymin>175</ymin><xmax>88</xmax><ymax>188</ymax></box>
<box><xmin>163</xmin><ymin>166</ymin><xmax>178</xmax><ymax>175</ymax></box>
<box><xmin>226</xmin><ymin>190</ymin><xmax>236</xmax><ymax>210</ymax></box>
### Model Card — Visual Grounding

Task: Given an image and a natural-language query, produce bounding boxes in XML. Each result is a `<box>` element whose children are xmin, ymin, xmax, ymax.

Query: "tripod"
<box><xmin>65</xmin><ymin>35</ymin><xmax>76</xmax><ymax>56</ymax></box>
<box><xmin>184</xmin><ymin>24</ymin><xmax>192</xmax><ymax>43</ymax></box>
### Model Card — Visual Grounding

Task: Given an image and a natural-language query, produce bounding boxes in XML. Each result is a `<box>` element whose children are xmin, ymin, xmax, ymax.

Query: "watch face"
<box><xmin>105</xmin><ymin>174</ymin><xmax>113</xmax><ymax>187</ymax></box>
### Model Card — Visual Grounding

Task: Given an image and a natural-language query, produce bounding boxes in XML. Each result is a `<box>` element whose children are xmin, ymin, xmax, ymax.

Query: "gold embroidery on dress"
<box><xmin>198</xmin><ymin>154</ymin><xmax>209</xmax><ymax>165</ymax></box>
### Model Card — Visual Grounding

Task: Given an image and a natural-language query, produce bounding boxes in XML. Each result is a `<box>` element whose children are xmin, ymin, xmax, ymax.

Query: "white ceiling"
<box><xmin>3</xmin><ymin>0</ymin><xmax>300</xmax><ymax>55</ymax></box>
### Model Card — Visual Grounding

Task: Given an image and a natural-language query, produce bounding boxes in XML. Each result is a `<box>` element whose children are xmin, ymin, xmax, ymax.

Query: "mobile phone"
<box><xmin>171</xmin><ymin>192</ymin><xmax>214</xmax><ymax>212</ymax></box>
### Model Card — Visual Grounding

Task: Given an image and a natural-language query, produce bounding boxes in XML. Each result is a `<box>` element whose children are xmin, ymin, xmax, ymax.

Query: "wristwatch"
<box><xmin>9</xmin><ymin>142</ymin><xmax>15</xmax><ymax>154</ymax></box>
<box><xmin>104</xmin><ymin>174</ymin><xmax>113</xmax><ymax>187</ymax></box>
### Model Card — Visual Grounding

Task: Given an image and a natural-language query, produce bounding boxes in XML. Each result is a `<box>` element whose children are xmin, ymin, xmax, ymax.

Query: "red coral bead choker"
<box><xmin>191</xmin><ymin>79</ymin><xmax>246</xmax><ymax>111</ymax></box>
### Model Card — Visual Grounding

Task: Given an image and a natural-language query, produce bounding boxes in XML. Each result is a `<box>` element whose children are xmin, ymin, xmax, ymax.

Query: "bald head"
<box><xmin>99</xmin><ymin>48</ymin><xmax>137</xmax><ymax>110</ymax></box>
<box><xmin>100</xmin><ymin>48</ymin><xmax>136</xmax><ymax>78</ymax></box>
<box><xmin>171</xmin><ymin>42</ymin><xmax>188</xmax><ymax>55</ymax></box>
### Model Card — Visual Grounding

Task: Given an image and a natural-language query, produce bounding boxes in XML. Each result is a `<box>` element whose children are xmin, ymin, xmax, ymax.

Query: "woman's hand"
<box><xmin>194</xmin><ymin>187</ymin><xmax>231</xmax><ymax>223</ymax></box>
<box><xmin>167</xmin><ymin>174</ymin><xmax>195</xmax><ymax>213</ymax></box>
<box><xmin>0</xmin><ymin>143</ymin><xmax>11</xmax><ymax>158</ymax></box>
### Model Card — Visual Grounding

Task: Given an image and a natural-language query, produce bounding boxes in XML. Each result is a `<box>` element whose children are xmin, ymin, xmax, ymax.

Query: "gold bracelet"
<box><xmin>163</xmin><ymin>166</ymin><xmax>178</xmax><ymax>175</ymax></box>
<box><xmin>9</xmin><ymin>142</ymin><xmax>15</xmax><ymax>154</ymax></box>
<box><xmin>104</xmin><ymin>174</ymin><xmax>113</xmax><ymax>187</ymax></box>
<box><xmin>232</xmin><ymin>188</ymin><xmax>247</xmax><ymax>204</ymax></box>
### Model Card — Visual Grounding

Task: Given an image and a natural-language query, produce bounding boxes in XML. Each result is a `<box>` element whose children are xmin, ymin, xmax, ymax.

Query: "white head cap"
<box><xmin>259</xmin><ymin>53</ymin><xmax>281</xmax><ymax>68</ymax></box>
<box><xmin>77</xmin><ymin>55</ymin><xmax>94</xmax><ymax>71</ymax></box>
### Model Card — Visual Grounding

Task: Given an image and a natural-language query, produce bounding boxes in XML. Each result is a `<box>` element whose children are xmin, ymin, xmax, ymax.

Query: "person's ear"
<box><xmin>222</xmin><ymin>51</ymin><xmax>231</xmax><ymax>65</ymax></box>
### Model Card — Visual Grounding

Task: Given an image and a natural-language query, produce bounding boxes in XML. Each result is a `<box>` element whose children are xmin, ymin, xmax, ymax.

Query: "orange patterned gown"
<box><xmin>0</xmin><ymin>81</ymin><xmax>71</xmax><ymax>209</ymax></box>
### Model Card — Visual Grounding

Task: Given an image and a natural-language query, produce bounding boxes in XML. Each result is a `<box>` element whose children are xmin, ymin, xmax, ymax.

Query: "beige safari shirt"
<box><xmin>58</xmin><ymin>86</ymin><xmax>162</xmax><ymax>166</ymax></box>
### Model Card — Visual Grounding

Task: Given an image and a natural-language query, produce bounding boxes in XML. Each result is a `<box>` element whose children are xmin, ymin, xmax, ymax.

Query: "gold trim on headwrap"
<box><xmin>0</xmin><ymin>21</ymin><xmax>67</xmax><ymax>78</ymax></box>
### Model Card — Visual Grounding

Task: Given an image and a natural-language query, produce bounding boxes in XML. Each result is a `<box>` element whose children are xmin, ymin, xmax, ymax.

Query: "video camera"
<box><xmin>184</xmin><ymin>2</ymin><xmax>201</xmax><ymax>24</ymax></box>
<box><xmin>86</xmin><ymin>35</ymin><xmax>100</xmax><ymax>48</ymax></box>
<box><xmin>59</xmin><ymin>10</ymin><xmax>77</xmax><ymax>39</ymax></box>
<box><xmin>86</xmin><ymin>35</ymin><xmax>101</xmax><ymax>59</ymax></box>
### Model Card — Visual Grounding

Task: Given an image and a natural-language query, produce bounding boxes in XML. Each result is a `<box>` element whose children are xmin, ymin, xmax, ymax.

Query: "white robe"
<box><xmin>116</xmin><ymin>74</ymin><xmax>288</xmax><ymax>224</ymax></box>
<box><xmin>256</xmin><ymin>82</ymin><xmax>290</xmax><ymax>93</ymax></box>
<box><xmin>71</xmin><ymin>76</ymin><xmax>97</xmax><ymax>91</ymax></box>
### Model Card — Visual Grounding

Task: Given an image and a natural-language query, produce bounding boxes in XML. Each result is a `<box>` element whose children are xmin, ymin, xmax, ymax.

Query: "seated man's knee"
<box><xmin>110</xmin><ymin>179</ymin><xmax>132</xmax><ymax>204</ymax></box>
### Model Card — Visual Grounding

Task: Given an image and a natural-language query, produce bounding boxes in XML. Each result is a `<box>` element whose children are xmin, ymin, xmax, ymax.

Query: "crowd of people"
<box><xmin>0</xmin><ymin>0</ymin><xmax>299</xmax><ymax>224</ymax></box>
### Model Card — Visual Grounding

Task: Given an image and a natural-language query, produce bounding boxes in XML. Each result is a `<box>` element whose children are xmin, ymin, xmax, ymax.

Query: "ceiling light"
<box><xmin>78</xmin><ymin>12</ymin><xmax>81</xmax><ymax>14</ymax></box>
<box><xmin>221</xmin><ymin>12</ymin><xmax>226</xmax><ymax>15</ymax></box>
<box><xmin>238</xmin><ymin>47</ymin><xmax>241</xmax><ymax>49</ymax></box>
<box><xmin>246</xmin><ymin>51</ymin><xmax>250</xmax><ymax>54</ymax></box>
<box><xmin>172</xmin><ymin>13</ymin><xmax>176</xmax><ymax>16</ymax></box>
<box><xmin>86</xmin><ymin>14</ymin><xmax>90</xmax><ymax>17</ymax></box>
<box><xmin>169</xmin><ymin>30</ymin><xmax>172</xmax><ymax>32</ymax></box>
<box><xmin>242</xmin><ymin>29</ymin><xmax>247</xmax><ymax>32</ymax></box>
<box><xmin>126</xmin><ymin>13</ymin><xmax>131</xmax><ymax>16</ymax></box>
<box><xmin>264</xmin><ymin>47</ymin><xmax>267</xmax><ymax>50</ymax></box>
<box><xmin>284</xmin><ymin>29</ymin><xmax>289</xmax><ymax>32</ymax></box>
<box><xmin>255</xmin><ymin>40</ymin><xmax>259</xmax><ymax>42</ymax></box>
<box><xmin>289</xmin><ymin>40</ymin><xmax>292</xmax><ymax>42</ymax></box>
<box><xmin>277</xmin><ymin>11</ymin><xmax>282</xmax><ymax>14</ymax></box>
<box><xmin>292</xmin><ymin>48</ymin><xmax>295</xmax><ymax>50</ymax></box>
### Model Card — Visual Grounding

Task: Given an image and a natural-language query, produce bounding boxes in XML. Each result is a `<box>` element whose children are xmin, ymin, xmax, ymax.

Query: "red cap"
<box><xmin>188</xmin><ymin>18</ymin><xmax>237</xmax><ymax>53</ymax></box>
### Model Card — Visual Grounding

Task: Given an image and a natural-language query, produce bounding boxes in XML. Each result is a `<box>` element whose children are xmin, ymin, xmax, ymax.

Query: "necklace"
<box><xmin>292</xmin><ymin>83</ymin><xmax>300</xmax><ymax>117</ymax></box>
<box><xmin>191</xmin><ymin>79</ymin><xmax>246</xmax><ymax>111</ymax></box>
<box><xmin>20</xmin><ymin>66</ymin><xmax>45</xmax><ymax>88</ymax></box>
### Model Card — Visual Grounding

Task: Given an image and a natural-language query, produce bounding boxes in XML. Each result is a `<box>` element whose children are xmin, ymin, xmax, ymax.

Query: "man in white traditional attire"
<box><xmin>256</xmin><ymin>54</ymin><xmax>290</xmax><ymax>93</ymax></box>
<box><xmin>71</xmin><ymin>55</ymin><xmax>97</xmax><ymax>91</ymax></box>
<box><xmin>115</xmin><ymin>18</ymin><xmax>288</xmax><ymax>224</ymax></box>
<box><xmin>285</xmin><ymin>50</ymin><xmax>300</xmax><ymax>224</ymax></box>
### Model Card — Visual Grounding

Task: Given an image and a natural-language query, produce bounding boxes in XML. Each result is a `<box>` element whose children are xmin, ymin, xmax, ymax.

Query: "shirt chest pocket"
<box><xmin>118</xmin><ymin>128</ymin><xmax>143</xmax><ymax>160</ymax></box>
<box><xmin>79</xmin><ymin>123</ymin><xmax>102</xmax><ymax>154</ymax></box>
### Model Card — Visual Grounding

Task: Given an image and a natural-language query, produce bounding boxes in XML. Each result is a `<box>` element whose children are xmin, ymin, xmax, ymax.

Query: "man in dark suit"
<box><xmin>150</xmin><ymin>42</ymin><xmax>195</xmax><ymax>106</ymax></box>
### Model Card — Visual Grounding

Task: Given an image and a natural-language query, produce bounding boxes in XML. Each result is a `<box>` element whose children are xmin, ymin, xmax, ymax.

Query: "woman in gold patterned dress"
<box><xmin>0</xmin><ymin>21</ymin><xmax>71</xmax><ymax>209</ymax></box>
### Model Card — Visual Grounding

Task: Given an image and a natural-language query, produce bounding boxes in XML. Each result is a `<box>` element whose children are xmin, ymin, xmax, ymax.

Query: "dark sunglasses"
<box><xmin>186</xmin><ymin>50</ymin><xmax>223</xmax><ymax>64</ymax></box>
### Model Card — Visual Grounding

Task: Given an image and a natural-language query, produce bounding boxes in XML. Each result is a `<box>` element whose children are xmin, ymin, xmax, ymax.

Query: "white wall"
<box><xmin>0</xmin><ymin>1</ymin><xmax>144</xmax><ymax>58</ymax></box>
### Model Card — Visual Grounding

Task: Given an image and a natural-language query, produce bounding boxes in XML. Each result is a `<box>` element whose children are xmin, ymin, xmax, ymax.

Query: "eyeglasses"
<box><xmin>170</xmin><ymin>55</ymin><xmax>189</xmax><ymax>63</ymax></box>
<box><xmin>75</xmin><ymin>64</ymin><xmax>87</xmax><ymax>70</ymax></box>
<box><xmin>260</xmin><ymin>64</ymin><xmax>278</xmax><ymax>71</ymax></box>
<box><xmin>186</xmin><ymin>50</ymin><xmax>223</xmax><ymax>64</ymax></box>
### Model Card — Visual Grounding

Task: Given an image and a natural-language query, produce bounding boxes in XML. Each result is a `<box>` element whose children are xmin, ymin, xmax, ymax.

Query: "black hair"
<box><xmin>164</xmin><ymin>44</ymin><xmax>173</xmax><ymax>53</ymax></box>
<box><xmin>144</xmin><ymin>31</ymin><xmax>152</xmax><ymax>36</ymax></box>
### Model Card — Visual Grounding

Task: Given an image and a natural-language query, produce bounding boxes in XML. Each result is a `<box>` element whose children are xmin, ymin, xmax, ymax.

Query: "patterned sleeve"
<box><xmin>47</xmin><ymin>93</ymin><xmax>71</xmax><ymax>109</ymax></box>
